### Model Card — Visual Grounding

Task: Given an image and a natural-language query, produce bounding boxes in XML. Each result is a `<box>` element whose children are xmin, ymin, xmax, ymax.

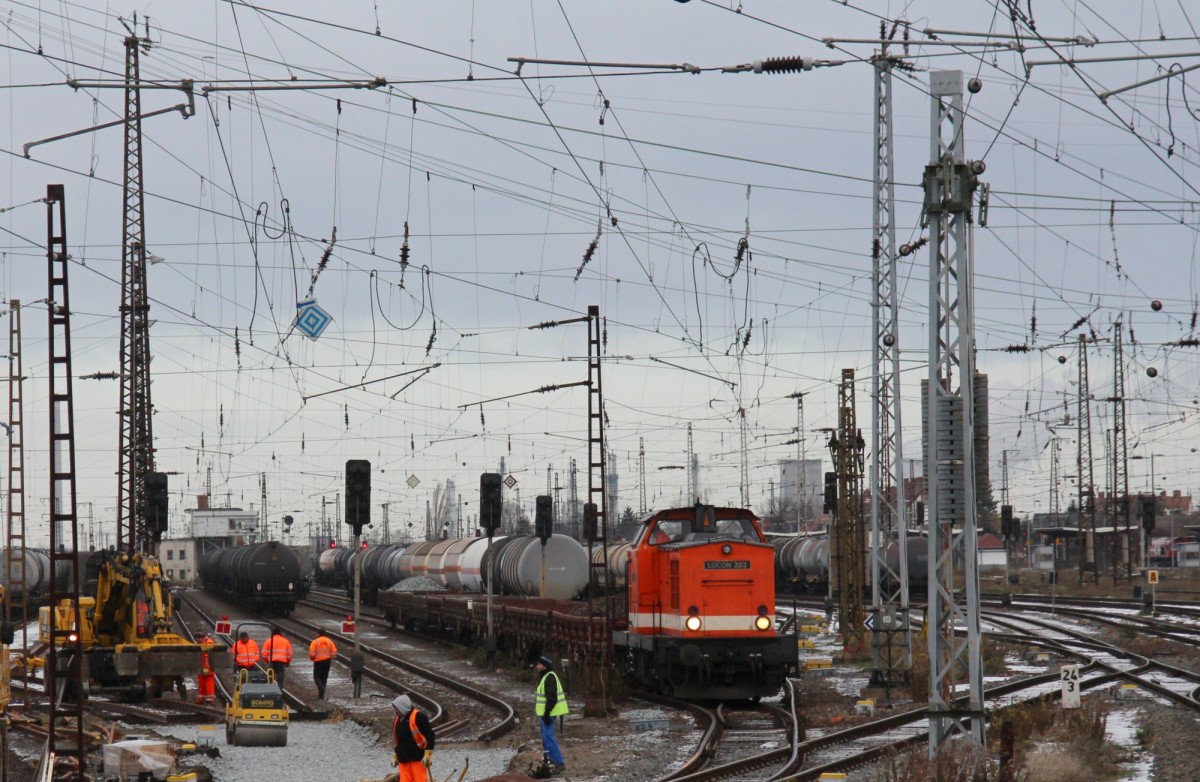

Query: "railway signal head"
<box><xmin>535</xmin><ymin>495</ymin><xmax>553</xmax><ymax>544</ymax></box>
<box><xmin>345</xmin><ymin>460</ymin><xmax>371</xmax><ymax>534</ymax></box>
<box><xmin>822</xmin><ymin>472</ymin><xmax>837</xmax><ymax>515</ymax></box>
<box><xmin>583</xmin><ymin>502</ymin><xmax>599</xmax><ymax>541</ymax></box>
<box><xmin>1140</xmin><ymin>497</ymin><xmax>1156</xmax><ymax>533</ymax></box>
<box><xmin>146</xmin><ymin>471</ymin><xmax>170</xmax><ymax>535</ymax></box>
<box><xmin>480</xmin><ymin>473</ymin><xmax>503</xmax><ymax>533</ymax></box>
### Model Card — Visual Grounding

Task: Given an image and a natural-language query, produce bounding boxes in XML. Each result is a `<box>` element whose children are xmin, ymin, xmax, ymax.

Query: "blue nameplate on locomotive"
<box><xmin>703</xmin><ymin>560</ymin><xmax>750</xmax><ymax>570</ymax></box>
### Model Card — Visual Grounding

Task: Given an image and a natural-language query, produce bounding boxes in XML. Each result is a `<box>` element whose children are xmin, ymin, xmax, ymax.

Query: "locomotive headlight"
<box><xmin>256</xmin><ymin>583</ymin><xmax>263</xmax><ymax>591</ymax></box>
<box><xmin>685</xmin><ymin>615</ymin><xmax>702</xmax><ymax>632</ymax></box>
<box><xmin>288</xmin><ymin>582</ymin><xmax>294</xmax><ymax>590</ymax></box>
<box><xmin>754</xmin><ymin>615</ymin><xmax>772</xmax><ymax>631</ymax></box>
<box><xmin>721</xmin><ymin>544</ymin><xmax>732</xmax><ymax>555</ymax></box>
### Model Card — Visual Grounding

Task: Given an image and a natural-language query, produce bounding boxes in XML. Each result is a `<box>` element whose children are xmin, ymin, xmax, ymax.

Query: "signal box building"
<box><xmin>158</xmin><ymin>539</ymin><xmax>197</xmax><ymax>586</ymax></box>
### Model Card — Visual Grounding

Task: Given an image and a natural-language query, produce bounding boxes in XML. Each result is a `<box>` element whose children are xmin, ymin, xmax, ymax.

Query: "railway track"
<box><xmin>984</xmin><ymin>610</ymin><xmax>1200</xmax><ymax>706</ymax></box>
<box><xmin>182</xmin><ymin>588</ymin><xmax>517</xmax><ymax>742</ymax></box>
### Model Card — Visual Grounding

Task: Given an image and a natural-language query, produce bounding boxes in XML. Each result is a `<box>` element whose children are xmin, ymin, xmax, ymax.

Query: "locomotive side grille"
<box><xmin>669</xmin><ymin>559</ymin><xmax>680</xmax><ymax>611</ymax></box>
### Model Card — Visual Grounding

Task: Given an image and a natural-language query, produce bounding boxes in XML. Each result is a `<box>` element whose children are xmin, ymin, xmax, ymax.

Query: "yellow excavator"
<box><xmin>40</xmin><ymin>551</ymin><xmax>226</xmax><ymax>699</ymax></box>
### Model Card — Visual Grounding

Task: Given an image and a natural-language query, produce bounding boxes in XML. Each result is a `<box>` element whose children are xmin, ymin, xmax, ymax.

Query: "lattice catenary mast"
<box><xmin>116</xmin><ymin>30</ymin><xmax>157</xmax><ymax>554</ymax></box>
<box><xmin>923</xmin><ymin>70</ymin><xmax>985</xmax><ymax>755</ymax></box>
<box><xmin>46</xmin><ymin>184</ymin><xmax>87</xmax><ymax>780</ymax></box>
<box><xmin>829</xmin><ymin>368</ymin><xmax>866</xmax><ymax>656</ymax></box>
<box><xmin>868</xmin><ymin>48</ymin><xmax>911</xmax><ymax>689</ymax></box>
<box><xmin>1077</xmin><ymin>335</ymin><xmax>1098</xmax><ymax>584</ymax></box>
<box><xmin>5</xmin><ymin>300</ymin><xmax>27</xmax><ymax>663</ymax></box>
<box><xmin>1110</xmin><ymin>322</ymin><xmax>1131</xmax><ymax>581</ymax></box>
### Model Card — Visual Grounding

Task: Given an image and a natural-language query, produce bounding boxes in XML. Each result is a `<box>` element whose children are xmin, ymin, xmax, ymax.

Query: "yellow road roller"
<box><xmin>226</xmin><ymin>667</ymin><xmax>288</xmax><ymax>747</ymax></box>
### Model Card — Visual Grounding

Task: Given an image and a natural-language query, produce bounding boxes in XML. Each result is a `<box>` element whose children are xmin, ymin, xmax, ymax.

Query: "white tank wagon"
<box><xmin>420</xmin><ymin>538</ymin><xmax>459</xmax><ymax>584</ymax></box>
<box><xmin>454</xmin><ymin>536</ymin><xmax>503</xmax><ymax>592</ymax></box>
<box><xmin>316</xmin><ymin>546</ymin><xmax>354</xmax><ymax>587</ymax></box>
<box><xmin>0</xmin><ymin>548</ymin><xmax>55</xmax><ymax>605</ymax></box>
<box><xmin>388</xmin><ymin>534</ymin><xmax>588</xmax><ymax>600</ymax></box>
<box><xmin>396</xmin><ymin>540</ymin><xmax>442</xmax><ymax>582</ymax></box>
<box><xmin>494</xmin><ymin>534</ymin><xmax>589</xmax><ymax>600</ymax></box>
<box><xmin>591</xmin><ymin>542</ymin><xmax>634</xmax><ymax>588</ymax></box>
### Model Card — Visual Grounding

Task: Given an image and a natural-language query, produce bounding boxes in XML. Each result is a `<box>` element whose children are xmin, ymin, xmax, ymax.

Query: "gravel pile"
<box><xmin>387</xmin><ymin>576</ymin><xmax>446</xmax><ymax>592</ymax></box>
<box><xmin>152</xmin><ymin>720</ymin><xmax>514</xmax><ymax>782</ymax></box>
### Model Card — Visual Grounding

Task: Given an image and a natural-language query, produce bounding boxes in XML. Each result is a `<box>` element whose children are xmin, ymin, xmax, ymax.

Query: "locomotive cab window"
<box><xmin>713</xmin><ymin>518</ymin><xmax>759</xmax><ymax>541</ymax></box>
<box><xmin>647</xmin><ymin>520</ymin><xmax>686</xmax><ymax>544</ymax></box>
<box><xmin>644</xmin><ymin>517</ymin><xmax>760</xmax><ymax>545</ymax></box>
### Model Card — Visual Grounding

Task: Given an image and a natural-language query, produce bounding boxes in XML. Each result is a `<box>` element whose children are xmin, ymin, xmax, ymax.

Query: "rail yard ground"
<box><xmin>9</xmin><ymin>567</ymin><xmax>1200</xmax><ymax>781</ymax></box>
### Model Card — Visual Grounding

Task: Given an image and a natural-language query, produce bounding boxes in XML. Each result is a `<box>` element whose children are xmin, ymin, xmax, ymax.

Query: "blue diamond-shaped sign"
<box><xmin>294</xmin><ymin>298</ymin><xmax>332</xmax><ymax>340</ymax></box>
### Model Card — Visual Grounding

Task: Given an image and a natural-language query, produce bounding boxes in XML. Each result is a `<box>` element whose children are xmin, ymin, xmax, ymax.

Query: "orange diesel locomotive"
<box><xmin>614</xmin><ymin>504</ymin><xmax>796</xmax><ymax>700</ymax></box>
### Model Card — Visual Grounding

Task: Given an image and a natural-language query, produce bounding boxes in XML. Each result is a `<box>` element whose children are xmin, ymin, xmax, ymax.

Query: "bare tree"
<box><xmin>429</xmin><ymin>482</ymin><xmax>454</xmax><ymax>538</ymax></box>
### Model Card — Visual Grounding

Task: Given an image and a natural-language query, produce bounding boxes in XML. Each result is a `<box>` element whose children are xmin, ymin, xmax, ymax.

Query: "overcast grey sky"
<box><xmin>3</xmin><ymin>0</ymin><xmax>1200</xmax><ymax>544</ymax></box>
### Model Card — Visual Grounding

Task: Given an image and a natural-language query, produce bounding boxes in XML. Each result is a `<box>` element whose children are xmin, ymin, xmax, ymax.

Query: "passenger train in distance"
<box><xmin>613</xmin><ymin>504</ymin><xmax>797</xmax><ymax>701</ymax></box>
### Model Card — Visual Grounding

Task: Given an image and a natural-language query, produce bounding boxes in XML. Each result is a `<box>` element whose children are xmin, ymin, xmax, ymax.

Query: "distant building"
<box><xmin>177</xmin><ymin>500</ymin><xmax>261</xmax><ymax>574</ymax></box>
<box><xmin>1158</xmin><ymin>490</ymin><xmax>1192</xmax><ymax>515</ymax></box>
<box><xmin>778</xmin><ymin>459</ymin><xmax>822</xmax><ymax>526</ymax></box>
<box><xmin>977</xmin><ymin>532</ymin><xmax>1007</xmax><ymax>571</ymax></box>
<box><xmin>187</xmin><ymin>503</ymin><xmax>259</xmax><ymax>540</ymax></box>
<box><xmin>606</xmin><ymin>449</ymin><xmax>619</xmax><ymax>515</ymax></box>
<box><xmin>158</xmin><ymin>539</ymin><xmax>197</xmax><ymax>586</ymax></box>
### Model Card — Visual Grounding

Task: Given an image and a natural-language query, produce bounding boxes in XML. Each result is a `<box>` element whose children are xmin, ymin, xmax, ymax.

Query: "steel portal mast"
<box><xmin>1050</xmin><ymin>437</ymin><xmax>1062</xmax><ymax>520</ymax></box>
<box><xmin>584</xmin><ymin>304</ymin><xmax>612</xmax><ymax>713</ymax></box>
<box><xmin>5</xmin><ymin>301</ymin><xmax>26</xmax><ymax>659</ymax></box>
<box><xmin>259</xmin><ymin>473</ymin><xmax>268</xmax><ymax>539</ymax></box>
<box><xmin>638</xmin><ymin>438</ymin><xmax>647</xmax><ymax>515</ymax></box>
<box><xmin>686</xmin><ymin>422</ymin><xmax>696</xmax><ymax>503</ymax></box>
<box><xmin>1110</xmin><ymin>323</ymin><xmax>1131</xmax><ymax>581</ymax></box>
<box><xmin>1077</xmin><ymin>335</ymin><xmax>1098</xmax><ymax>584</ymax></box>
<box><xmin>46</xmin><ymin>184</ymin><xmax>86</xmax><ymax>780</ymax></box>
<box><xmin>739</xmin><ymin>407</ymin><xmax>750</xmax><ymax>508</ymax></box>
<box><xmin>923</xmin><ymin>70</ymin><xmax>985</xmax><ymax>755</ymax></box>
<box><xmin>116</xmin><ymin>30</ymin><xmax>157</xmax><ymax>553</ymax></box>
<box><xmin>829</xmin><ymin>368</ymin><xmax>866</xmax><ymax>656</ymax></box>
<box><xmin>869</xmin><ymin>51</ymin><xmax>911</xmax><ymax>690</ymax></box>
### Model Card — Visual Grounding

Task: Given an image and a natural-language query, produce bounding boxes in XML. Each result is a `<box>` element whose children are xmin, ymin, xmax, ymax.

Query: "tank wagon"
<box><xmin>773</xmin><ymin>533</ymin><xmax>929</xmax><ymax>595</ymax></box>
<box><xmin>0</xmin><ymin>548</ymin><xmax>56</xmax><ymax>606</ymax></box>
<box><xmin>316</xmin><ymin>546</ymin><xmax>354</xmax><ymax>589</ymax></box>
<box><xmin>200</xmin><ymin>542</ymin><xmax>304</xmax><ymax>615</ymax></box>
<box><xmin>336</xmin><ymin>534</ymin><xmax>591</xmax><ymax>604</ymax></box>
<box><xmin>378</xmin><ymin>507</ymin><xmax>795</xmax><ymax>702</ymax></box>
<box><xmin>773</xmin><ymin>535</ymin><xmax>829</xmax><ymax>592</ymax></box>
<box><xmin>0</xmin><ymin>548</ymin><xmax>89</xmax><ymax>611</ymax></box>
